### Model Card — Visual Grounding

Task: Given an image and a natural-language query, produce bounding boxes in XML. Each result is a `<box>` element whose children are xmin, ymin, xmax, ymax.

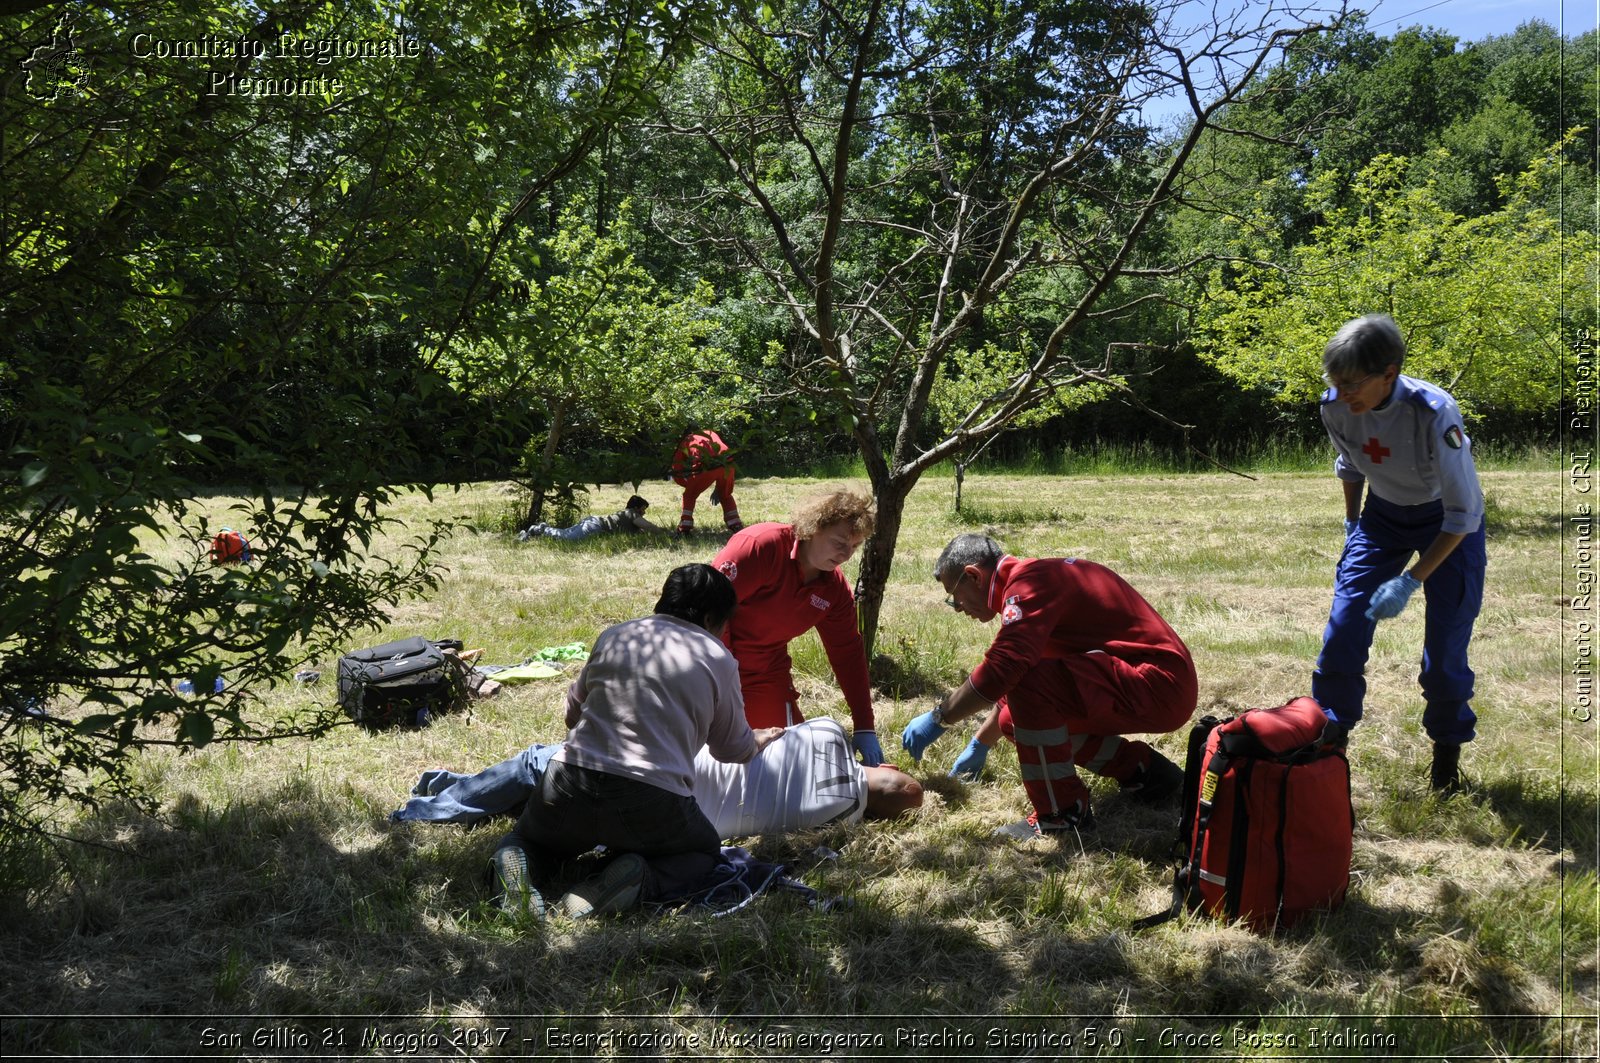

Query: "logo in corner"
<box><xmin>717</xmin><ymin>561</ymin><xmax>737</xmax><ymax>581</ymax></box>
<box><xmin>1443</xmin><ymin>425</ymin><xmax>1464</xmax><ymax>450</ymax></box>
<box><xmin>23</xmin><ymin>14</ymin><xmax>89</xmax><ymax>102</ymax></box>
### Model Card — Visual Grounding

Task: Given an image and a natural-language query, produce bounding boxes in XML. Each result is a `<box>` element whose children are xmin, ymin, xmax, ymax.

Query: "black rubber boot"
<box><xmin>1124</xmin><ymin>749</ymin><xmax>1185</xmax><ymax>805</ymax></box>
<box><xmin>1430</xmin><ymin>742</ymin><xmax>1463</xmax><ymax>794</ymax></box>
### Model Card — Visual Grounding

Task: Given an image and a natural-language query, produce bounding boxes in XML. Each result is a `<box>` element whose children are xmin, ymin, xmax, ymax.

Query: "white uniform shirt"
<box><xmin>691</xmin><ymin>718</ymin><xmax>866</xmax><ymax>839</ymax></box>
<box><xmin>1320</xmin><ymin>374</ymin><xmax>1484</xmax><ymax>536</ymax></box>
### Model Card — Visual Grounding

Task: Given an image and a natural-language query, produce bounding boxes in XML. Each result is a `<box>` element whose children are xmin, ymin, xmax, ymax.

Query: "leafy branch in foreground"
<box><xmin>0</xmin><ymin>0</ymin><xmax>709</xmax><ymax>848</ymax></box>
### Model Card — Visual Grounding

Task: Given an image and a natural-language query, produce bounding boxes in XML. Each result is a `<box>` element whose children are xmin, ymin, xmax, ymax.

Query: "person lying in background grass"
<box><xmin>518</xmin><ymin>494</ymin><xmax>666</xmax><ymax>542</ymax></box>
<box><xmin>394</xmin><ymin>717</ymin><xmax>924</xmax><ymax>837</ymax></box>
<box><xmin>710</xmin><ymin>488</ymin><xmax>886</xmax><ymax>766</ymax></box>
<box><xmin>487</xmin><ymin>564</ymin><xmax>782</xmax><ymax>921</ymax></box>
<box><xmin>903</xmin><ymin>533</ymin><xmax>1195</xmax><ymax>840</ymax></box>
<box><xmin>1311</xmin><ymin>314</ymin><xmax>1486</xmax><ymax>794</ymax></box>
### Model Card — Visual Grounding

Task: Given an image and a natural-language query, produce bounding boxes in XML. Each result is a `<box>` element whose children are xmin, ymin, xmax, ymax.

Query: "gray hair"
<box><xmin>1324</xmin><ymin>314</ymin><xmax>1406</xmax><ymax>379</ymax></box>
<box><xmin>935</xmin><ymin>533</ymin><xmax>1004</xmax><ymax>582</ymax></box>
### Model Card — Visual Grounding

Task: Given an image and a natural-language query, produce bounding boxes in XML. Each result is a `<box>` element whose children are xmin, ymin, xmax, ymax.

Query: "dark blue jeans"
<box><xmin>506</xmin><ymin>759</ymin><xmax>722</xmax><ymax>900</ymax></box>
<box><xmin>1312</xmin><ymin>493</ymin><xmax>1486</xmax><ymax>745</ymax></box>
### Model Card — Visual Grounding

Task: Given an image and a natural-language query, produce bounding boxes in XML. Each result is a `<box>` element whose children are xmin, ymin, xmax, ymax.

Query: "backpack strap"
<box><xmin>1134</xmin><ymin>716</ymin><xmax>1225</xmax><ymax>931</ymax></box>
<box><xmin>1172</xmin><ymin>716</ymin><xmax>1218</xmax><ymax>856</ymax></box>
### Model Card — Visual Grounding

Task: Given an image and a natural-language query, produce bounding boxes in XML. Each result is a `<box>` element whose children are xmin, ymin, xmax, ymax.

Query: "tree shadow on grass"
<box><xmin>2</xmin><ymin>776</ymin><xmax>1576</xmax><ymax>1058</ymax></box>
<box><xmin>1484</xmin><ymin>508</ymin><xmax>1567</xmax><ymax>540</ymax></box>
<box><xmin>950</xmin><ymin>503</ymin><xmax>1083</xmax><ymax>529</ymax></box>
<box><xmin>1478</xmin><ymin>774</ymin><xmax>1599</xmax><ymax>863</ymax></box>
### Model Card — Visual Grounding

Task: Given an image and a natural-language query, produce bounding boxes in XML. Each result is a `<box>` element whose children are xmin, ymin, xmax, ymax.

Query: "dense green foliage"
<box><xmin>441</xmin><ymin>208</ymin><xmax>747</xmax><ymax>525</ymax></box>
<box><xmin>0</xmin><ymin>0</ymin><xmax>715</xmax><ymax>843</ymax></box>
<box><xmin>1193</xmin><ymin>140</ymin><xmax>1593</xmax><ymax>415</ymax></box>
<box><xmin>1174</xmin><ymin>16</ymin><xmax>1596</xmax><ymax>432</ymax></box>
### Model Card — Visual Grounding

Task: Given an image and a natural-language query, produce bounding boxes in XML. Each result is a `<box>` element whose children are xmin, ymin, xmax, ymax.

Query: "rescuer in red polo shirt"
<box><xmin>672</xmin><ymin>426</ymin><xmax>743</xmax><ymax>535</ymax></box>
<box><xmin>710</xmin><ymin>489</ymin><xmax>883</xmax><ymax>766</ymax></box>
<box><xmin>902</xmin><ymin>533</ymin><xmax>1195</xmax><ymax>838</ymax></box>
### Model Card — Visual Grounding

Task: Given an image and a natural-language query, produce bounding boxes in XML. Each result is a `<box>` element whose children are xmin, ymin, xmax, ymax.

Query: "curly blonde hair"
<box><xmin>790</xmin><ymin>488</ymin><xmax>876</xmax><ymax>541</ymax></box>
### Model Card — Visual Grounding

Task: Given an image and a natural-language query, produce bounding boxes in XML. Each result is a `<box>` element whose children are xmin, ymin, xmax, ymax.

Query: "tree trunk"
<box><xmin>853</xmin><ymin>473</ymin><xmax>914</xmax><ymax>658</ymax></box>
<box><xmin>524</xmin><ymin>402</ymin><xmax>567</xmax><ymax>526</ymax></box>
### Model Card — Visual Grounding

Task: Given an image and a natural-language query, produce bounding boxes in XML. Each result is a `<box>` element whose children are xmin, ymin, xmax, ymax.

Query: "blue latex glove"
<box><xmin>852</xmin><ymin>730</ymin><xmax>884</xmax><ymax>767</ymax></box>
<box><xmin>900</xmin><ymin>710</ymin><xmax>946</xmax><ymax>762</ymax></box>
<box><xmin>1366</xmin><ymin>572</ymin><xmax>1422</xmax><ymax>621</ymax></box>
<box><xmin>1344</xmin><ymin>518</ymin><xmax>1359</xmax><ymax>538</ymax></box>
<box><xmin>949</xmin><ymin>737</ymin><xmax>990</xmax><ymax>780</ymax></box>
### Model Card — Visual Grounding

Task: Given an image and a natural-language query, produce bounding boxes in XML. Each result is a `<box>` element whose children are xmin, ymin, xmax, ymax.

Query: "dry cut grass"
<box><xmin>1</xmin><ymin>468</ymin><xmax>1593</xmax><ymax>1060</ymax></box>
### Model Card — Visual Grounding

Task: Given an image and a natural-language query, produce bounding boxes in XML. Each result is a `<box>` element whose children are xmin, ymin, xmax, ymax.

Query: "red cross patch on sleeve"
<box><xmin>718</xmin><ymin>561</ymin><xmax>738</xmax><ymax>580</ymax></box>
<box><xmin>1001</xmin><ymin>596</ymin><xmax>1023</xmax><ymax>625</ymax></box>
<box><xmin>1443</xmin><ymin>425</ymin><xmax>1464</xmax><ymax>449</ymax></box>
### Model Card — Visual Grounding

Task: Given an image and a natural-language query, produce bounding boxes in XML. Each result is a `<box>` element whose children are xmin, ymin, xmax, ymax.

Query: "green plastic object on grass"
<box><xmin>488</xmin><ymin>645</ymin><xmax>590</xmax><ymax>684</ymax></box>
<box><xmin>489</xmin><ymin>661</ymin><xmax>564</xmax><ymax>684</ymax></box>
<box><xmin>532</xmin><ymin>643</ymin><xmax>589</xmax><ymax>662</ymax></box>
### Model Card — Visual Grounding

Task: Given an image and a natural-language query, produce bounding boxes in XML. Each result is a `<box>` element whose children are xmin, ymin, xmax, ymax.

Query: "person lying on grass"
<box><xmin>903</xmin><ymin>533</ymin><xmax>1196</xmax><ymax>841</ymax></box>
<box><xmin>395</xmin><ymin>716</ymin><xmax>924</xmax><ymax>838</ymax></box>
<box><xmin>484</xmin><ymin>563</ymin><xmax>776</xmax><ymax>921</ymax></box>
<box><xmin>517</xmin><ymin>494</ymin><xmax>666</xmax><ymax>542</ymax></box>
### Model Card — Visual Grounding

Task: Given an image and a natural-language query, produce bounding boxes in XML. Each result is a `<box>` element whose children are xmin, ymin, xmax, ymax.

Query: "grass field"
<box><xmin>3</xmin><ymin>466</ymin><xmax>1593</xmax><ymax>1060</ymax></box>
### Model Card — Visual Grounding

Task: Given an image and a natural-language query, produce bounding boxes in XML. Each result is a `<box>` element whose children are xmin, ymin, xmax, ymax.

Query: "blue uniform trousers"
<box><xmin>1311</xmin><ymin>493</ymin><xmax>1486</xmax><ymax>745</ymax></box>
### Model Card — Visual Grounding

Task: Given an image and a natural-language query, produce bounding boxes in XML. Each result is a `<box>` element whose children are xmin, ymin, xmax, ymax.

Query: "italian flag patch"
<box><xmin>1443</xmin><ymin>425</ymin><xmax>1464</xmax><ymax>449</ymax></box>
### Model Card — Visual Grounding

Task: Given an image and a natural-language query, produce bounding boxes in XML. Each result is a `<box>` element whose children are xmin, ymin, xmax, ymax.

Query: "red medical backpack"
<box><xmin>1144</xmin><ymin>696</ymin><xmax>1353</xmax><ymax>933</ymax></box>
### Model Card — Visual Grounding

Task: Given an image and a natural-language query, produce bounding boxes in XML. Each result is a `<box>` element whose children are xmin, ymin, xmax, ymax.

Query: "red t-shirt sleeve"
<box><xmin>967</xmin><ymin>565</ymin><xmax>1066</xmax><ymax>703</ymax></box>
<box><xmin>711</xmin><ymin>525</ymin><xmax>783</xmax><ymax>607</ymax></box>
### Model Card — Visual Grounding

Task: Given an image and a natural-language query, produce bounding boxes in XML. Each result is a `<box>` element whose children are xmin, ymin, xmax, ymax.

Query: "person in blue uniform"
<box><xmin>1312</xmin><ymin>315</ymin><xmax>1486</xmax><ymax>793</ymax></box>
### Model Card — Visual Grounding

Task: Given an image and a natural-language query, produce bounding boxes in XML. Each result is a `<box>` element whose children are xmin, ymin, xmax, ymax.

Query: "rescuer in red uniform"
<box><xmin>902</xmin><ymin>533</ymin><xmax>1195</xmax><ymax>838</ymax></box>
<box><xmin>672</xmin><ymin>426</ymin><xmax>743</xmax><ymax>535</ymax></box>
<box><xmin>710</xmin><ymin>489</ymin><xmax>884</xmax><ymax>766</ymax></box>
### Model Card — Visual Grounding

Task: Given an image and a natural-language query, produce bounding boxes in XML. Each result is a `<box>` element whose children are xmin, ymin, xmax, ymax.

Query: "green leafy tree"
<box><xmin>446</xmin><ymin>209</ymin><xmax>745</xmax><ymax>526</ymax></box>
<box><xmin>1192</xmin><ymin>139</ymin><xmax>1595</xmax><ymax>417</ymax></box>
<box><xmin>0</xmin><ymin>0</ymin><xmax>710</xmax><ymax>849</ymax></box>
<box><xmin>1172</xmin><ymin>16</ymin><xmax>1597</xmax><ymax>261</ymax></box>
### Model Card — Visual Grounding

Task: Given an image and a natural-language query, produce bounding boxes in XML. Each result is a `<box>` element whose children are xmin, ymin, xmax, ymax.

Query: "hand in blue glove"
<box><xmin>1366</xmin><ymin>572</ymin><xmax>1422</xmax><ymax>621</ymax></box>
<box><xmin>1344</xmin><ymin>518</ymin><xmax>1359</xmax><ymax>538</ymax></box>
<box><xmin>852</xmin><ymin>730</ymin><xmax>884</xmax><ymax>767</ymax></box>
<box><xmin>900</xmin><ymin>710</ymin><xmax>946</xmax><ymax>762</ymax></box>
<box><xmin>949</xmin><ymin>736</ymin><xmax>990</xmax><ymax>780</ymax></box>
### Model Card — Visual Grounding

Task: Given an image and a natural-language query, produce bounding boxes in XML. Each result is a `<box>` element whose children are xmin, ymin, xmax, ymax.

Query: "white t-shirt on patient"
<box><xmin>691</xmin><ymin>718</ymin><xmax>866</xmax><ymax>839</ymax></box>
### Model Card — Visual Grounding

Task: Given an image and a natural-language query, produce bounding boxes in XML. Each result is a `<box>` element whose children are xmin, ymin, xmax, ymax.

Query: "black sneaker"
<box><xmin>1123</xmin><ymin>750</ymin><xmax>1184</xmax><ymax>806</ymax></box>
<box><xmin>993</xmin><ymin>804</ymin><xmax>1094</xmax><ymax>840</ymax></box>
<box><xmin>558</xmin><ymin>852</ymin><xmax>647</xmax><ymax>919</ymax></box>
<box><xmin>1430</xmin><ymin>742</ymin><xmax>1464</xmax><ymax>794</ymax></box>
<box><xmin>490</xmin><ymin>844</ymin><xmax>545</xmax><ymax>919</ymax></box>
